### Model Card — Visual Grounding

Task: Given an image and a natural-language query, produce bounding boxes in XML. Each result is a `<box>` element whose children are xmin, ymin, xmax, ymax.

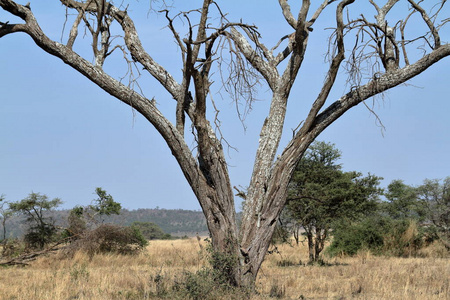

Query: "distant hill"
<box><xmin>1</xmin><ymin>208</ymin><xmax>209</xmax><ymax>239</ymax></box>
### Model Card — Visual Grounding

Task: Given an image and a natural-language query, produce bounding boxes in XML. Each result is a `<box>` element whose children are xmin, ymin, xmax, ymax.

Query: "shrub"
<box><xmin>328</xmin><ymin>217</ymin><xmax>429</xmax><ymax>257</ymax></box>
<box><xmin>1</xmin><ymin>238</ymin><xmax>26</xmax><ymax>258</ymax></box>
<box><xmin>24</xmin><ymin>224</ymin><xmax>58</xmax><ymax>250</ymax></box>
<box><xmin>65</xmin><ymin>224</ymin><xmax>148</xmax><ymax>257</ymax></box>
<box><xmin>131</xmin><ymin>221</ymin><xmax>172</xmax><ymax>240</ymax></box>
<box><xmin>327</xmin><ymin>217</ymin><xmax>385</xmax><ymax>257</ymax></box>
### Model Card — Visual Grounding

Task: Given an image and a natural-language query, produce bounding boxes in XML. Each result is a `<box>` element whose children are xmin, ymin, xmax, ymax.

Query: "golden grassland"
<box><xmin>0</xmin><ymin>238</ymin><xmax>448</xmax><ymax>300</ymax></box>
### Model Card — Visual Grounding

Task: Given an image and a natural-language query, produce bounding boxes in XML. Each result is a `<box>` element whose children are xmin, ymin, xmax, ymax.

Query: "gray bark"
<box><xmin>1</xmin><ymin>0</ymin><xmax>449</xmax><ymax>288</ymax></box>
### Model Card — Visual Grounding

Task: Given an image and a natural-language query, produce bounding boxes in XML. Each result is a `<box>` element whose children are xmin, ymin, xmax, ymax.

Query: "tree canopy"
<box><xmin>285</xmin><ymin>141</ymin><xmax>382</xmax><ymax>261</ymax></box>
<box><xmin>9</xmin><ymin>192</ymin><xmax>62</xmax><ymax>249</ymax></box>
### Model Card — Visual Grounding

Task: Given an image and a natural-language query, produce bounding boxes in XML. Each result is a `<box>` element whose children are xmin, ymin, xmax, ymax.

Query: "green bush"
<box><xmin>327</xmin><ymin>216</ymin><xmax>385</xmax><ymax>257</ymax></box>
<box><xmin>131</xmin><ymin>221</ymin><xmax>172</xmax><ymax>240</ymax></box>
<box><xmin>328</xmin><ymin>216</ymin><xmax>429</xmax><ymax>257</ymax></box>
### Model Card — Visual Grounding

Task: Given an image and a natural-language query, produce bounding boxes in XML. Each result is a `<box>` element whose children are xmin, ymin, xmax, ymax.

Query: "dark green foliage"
<box><xmin>131</xmin><ymin>221</ymin><xmax>172</xmax><ymax>240</ymax></box>
<box><xmin>382</xmin><ymin>180</ymin><xmax>427</xmax><ymax>221</ymax></box>
<box><xmin>9</xmin><ymin>192</ymin><xmax>62</xmax><ymax>249</ymax></box>
<box><xmin>90</xmin><ymin>187</ymin><xmax>121</xmax><ymax>217</ymax></box>
<box><xmin>327</xmin><ymin>216</ymin><xmax>386</xmax><ymax>257</ymax></box>
<box><xmin>328</xmin><ymin>198</ymin><xmax>430</xmax><ymax>257</ymax></box>
<box><xmin>205</xmin><ymin>239</ymin><xmax>239</xmax><ymax>286</ymax></box>
<box><xmin>284</xmin><ymin>141</ymin><xmax>382</xmax><ymax>262</ymax></box>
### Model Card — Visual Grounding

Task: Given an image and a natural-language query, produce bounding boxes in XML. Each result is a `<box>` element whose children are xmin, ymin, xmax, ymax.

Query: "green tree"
<box><xmin>131</xmin><ymin>221</ymin><xmax>172</xmax><ymax>240</ymax></box>
<box><xmin>382</xmin><ymin>180</ymin><xmax>426</xmax><ymax>221</ymax></box>
<box><xmin>285</xmin><ymin>141</ymin><xmax>382</xmax><ymax>262</ymax></box>
<box><xmin>90</xmin><ymin>187</ymin><xmax>121</xmax><ymax>218</ymax></box>
<box><xmin>418</xmin><ymin>177</ymin><xmax>450</xmax><ymax>250</ymax></box>
<box><xmin>64</xmin><ymin>188</ymin><xmax>120</xmax><ymax>237</ymax></box>
<box><xmin>9</xmin><ymin>193</ymin><xmax>62</xmax><ymax>249</ymax></box>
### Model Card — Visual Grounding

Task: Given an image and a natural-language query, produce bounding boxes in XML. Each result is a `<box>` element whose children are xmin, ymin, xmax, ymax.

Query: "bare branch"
<box><xmin>399</xmin><ymin>11</ymin><xmax>415</xmax><ymax>65</ymax></box>
<box><xmin>300</xmin><ymin>0</ymin><xmax>355</xmax><ymax>135</ymax></box>
<box><xmin>66</xmin><ymin>6</ymin><xmax>85</xmax><ymax>49</ymax></box>
<box><xmin>61</xmin><ymin>0</ymin><xmax>183</xmax><ymax>99</ymax></box>
<box><xmin>308</xmin><ymin>0</ymin><xmax>337</xmax><ymax>28</ymax></box>
<box><xmin>161</xmin><ymin>9</ymin><xmax>187</xmax><ymax>59</ymax></box>
<box><xmin>227</xmin><ymin>27</ymin><xmax>279</xmax><ymax>90</ymax></box>
<box><xmin>407</xmin><ymin>0</ymin><xmax>441</xmax><ymax>48</ymax></box>
<box><xmin>0</xmin><ymin>22</ymin><xmax>27</xmax><ymax>37</ymax></box>
<box><xmin>314</xmin><ymin>43</ymin><xmax>450</xmax><ymax>136</ymax></box>
<box><xmin>278</xmin><ymin>0</ymin><xmax>297</xmax><ymax>29</ymax></box>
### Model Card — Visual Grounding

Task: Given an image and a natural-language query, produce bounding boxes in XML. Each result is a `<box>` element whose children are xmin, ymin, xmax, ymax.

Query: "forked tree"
<box><xmin>1</xmin><ymin>0</ymin><xmax>449</xmax><ymax>287</ymax></box>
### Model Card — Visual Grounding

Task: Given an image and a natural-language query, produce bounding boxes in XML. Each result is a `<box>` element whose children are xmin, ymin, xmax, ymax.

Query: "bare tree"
<box><xmin>1</xmin><ymin>0</ymin><xmax>449</xmax><ymax>287</ymax></box>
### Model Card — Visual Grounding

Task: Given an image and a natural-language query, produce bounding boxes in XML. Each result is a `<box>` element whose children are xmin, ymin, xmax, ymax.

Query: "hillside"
<box><xmin>1</xmin><ymin>208</ymin><xmax>209</xmax><ymax>239</ymax></box>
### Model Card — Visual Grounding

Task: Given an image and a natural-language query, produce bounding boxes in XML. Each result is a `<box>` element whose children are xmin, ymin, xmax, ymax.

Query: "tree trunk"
<box><xmin>307</xmin><ymin>230</ymin><xmax>315</xmax><ymax>263</ymax></box>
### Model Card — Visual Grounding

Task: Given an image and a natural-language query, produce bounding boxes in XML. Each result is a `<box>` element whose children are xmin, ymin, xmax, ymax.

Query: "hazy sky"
<box><xmin>1</xmin><ymin>1</ymin><xmax>449</xmax><ymax>211</ymax></box>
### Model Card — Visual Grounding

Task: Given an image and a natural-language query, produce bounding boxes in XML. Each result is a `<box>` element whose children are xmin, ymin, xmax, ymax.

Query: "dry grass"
<box><xmin>0</xmin><ymin>238</ymin><xmax>448</xmax><ymax>299</ymax></box>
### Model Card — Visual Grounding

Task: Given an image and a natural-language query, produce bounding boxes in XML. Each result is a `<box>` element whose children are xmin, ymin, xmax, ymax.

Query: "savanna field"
<box><xmin>0</xmin><ymin>238</ymin><xmax>448</xmax><ymax>300</ymax></box>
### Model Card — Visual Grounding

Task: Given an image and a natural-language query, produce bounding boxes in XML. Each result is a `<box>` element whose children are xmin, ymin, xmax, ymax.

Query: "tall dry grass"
<box><xmin>0</xmin><ymin>238</ymin><xmax>448</xmax><ymax>299</ymax></box>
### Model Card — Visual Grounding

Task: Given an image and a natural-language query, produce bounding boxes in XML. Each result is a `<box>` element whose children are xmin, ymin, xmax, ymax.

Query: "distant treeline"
<box><xmin>2</xmin><ymin>208</ymin><xmax>209</xmax><ymax>239</ymax></box>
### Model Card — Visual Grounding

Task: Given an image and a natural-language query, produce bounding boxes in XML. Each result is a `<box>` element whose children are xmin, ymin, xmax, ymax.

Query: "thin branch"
<box><xmin>300</xmin><ymin>0</ymin><xmax>354</xmax><ymax>135</ymax></box>
<box><xmin>308</xmin><ymin>0</ymin><xmax>337</xmax><ymax>28</ymax></box>
<box><xmin>407</xmin><ymin>0</ymin><xmax>441</xmax><ymax>48</ymax></box>
<box><xmin>227</xmin><ymin>27</ymin><xmax>279</xmax><ymax>90</ymax></box>
<box><xmin>161</xmin><ymin>9</ymin><xmax>187</xmax><ymax>59</ymax></box>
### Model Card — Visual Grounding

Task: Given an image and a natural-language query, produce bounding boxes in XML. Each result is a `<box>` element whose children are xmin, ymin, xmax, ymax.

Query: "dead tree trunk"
<box><xmin>1</xmin><ymin>0</ymin><xmax>450</xmax><ymax>289</ymax></box>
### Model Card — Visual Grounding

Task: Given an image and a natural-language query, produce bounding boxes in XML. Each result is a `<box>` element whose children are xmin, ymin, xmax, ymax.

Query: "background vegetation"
<box><xmin>0</xmin><ymin>142</ymin><xmax>448</xmax><ymax>298</ymax></box>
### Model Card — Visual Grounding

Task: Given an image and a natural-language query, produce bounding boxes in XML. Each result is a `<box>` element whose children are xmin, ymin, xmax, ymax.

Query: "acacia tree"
<box><xmin>1</xmin><ymin>0</ymin><xmax>449</xmax><ymax>287</ymax></box>
<box><xmin>418</xmin><ymin>177</ymin><xmax>450</xmax><ymax>249</ymax></box>
<box><xmin>9</xmin><ymin>192</ymin><xmax>62</xmax><ymax>249</ymax></box>
<box><xmin>285</xmin><ymin>141</ymin><xmax>382</xmax><ymax>263</ymax></box>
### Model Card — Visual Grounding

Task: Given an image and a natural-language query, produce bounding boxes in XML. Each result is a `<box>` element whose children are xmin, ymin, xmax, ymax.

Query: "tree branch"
<box><xmin>278</xmin><ymin>0</ymin><xmax>297</xmax><ymax>29</ymax></box>
<box><xmin>60</xmin><ymin>0</ymin><xmax>183</xmax><ymax>99</ymax></box>
<box><xmin>300</xmin><ymin>0</ymin><xmax>355</xmax><ymax>135</ymax></box>
<box><xmin>407</xmin><ymin>0</ymin><xmax>441</xmax><ymax>49</ymax></box>
<box><xmin>227</xmin><ymin>27</ymin><xmax>279</xmax><ymax>90</ymax></box>
<box><xmin>312</xmin><ymin>43</ymin><xmax>450</xmax><ymax>136</ymax></box>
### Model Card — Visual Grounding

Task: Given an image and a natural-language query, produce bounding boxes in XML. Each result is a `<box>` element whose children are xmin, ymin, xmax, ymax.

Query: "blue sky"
<box><xmin>0</xmin><ymin>1</ymin><xmax>449</xmax><ymax>210</ymax></box>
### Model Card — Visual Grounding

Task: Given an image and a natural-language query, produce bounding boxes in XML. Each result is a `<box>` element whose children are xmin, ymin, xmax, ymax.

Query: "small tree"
<box><xmin>382</xmin><ymin>180</ymin><xmax>427</xmax><ymax>221</ymax></box>
<box><xmin>131</xmin><ymin>221</ymin><xmax>172</xmax><ymax>240</ymax></box>
<box><xmin>64</xmin><ymin>205</ymin><xmax>87</xmax><ymax>239</ymax></box>
<box><xmin>0</xmin><ymin>195</ymin><xmax>14</xmax><ymax>255</ymax></box>
<box><xmin>9</xmin><ymin>192</ymin><xmax>62</xmax><ymax>249</ymax></box>
<box><xmin>65</xmin><ymin>188</ymin><xmax>120</xmax><ymax>237</ymax></box>
<box><xmin>418</xmin><ymin>177</ymin><xmax>450</xmax><ymax>250</ymax></box>
<box><xmin>90</xmin><ymin>187</ymin><xmax>121</xmax><ymax>218</ymax></box>
<box><xmin>285</xmin><ymin>141</ymin><xmax>382</xmax><ymax>262</ymax></box>
<box><xmin>0</xmin><ymin>195</ymin><xmax>10</xmax><ymax>240</ymax></box>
